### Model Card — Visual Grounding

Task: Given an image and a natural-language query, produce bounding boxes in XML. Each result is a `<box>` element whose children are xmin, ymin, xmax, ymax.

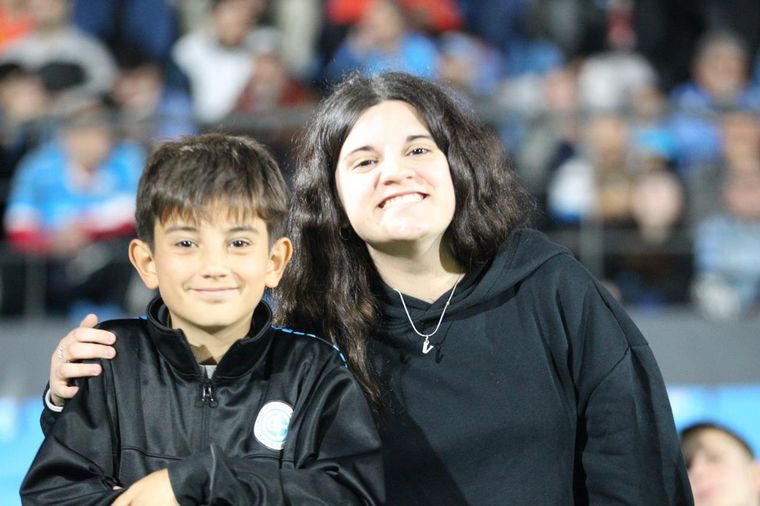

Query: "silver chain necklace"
<box><xmin>394</xmin><ymin>274</ymin><xmax>463</xmax><ymax>354</ymax></box>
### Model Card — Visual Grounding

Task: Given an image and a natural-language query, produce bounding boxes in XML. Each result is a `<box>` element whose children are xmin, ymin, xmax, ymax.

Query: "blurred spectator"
<box><xmin>487</xmin><ymin>1</ymin><xmax>565</xmax><ymax>157</ymax></box>
<box><xmin>0</xmin><ymin>62</ymin><xmax>50</xmax><ymax>184</ymax></box>
<box><xmin>111</xmin><ymin>56</ymin><xmax>196</xmax><ymax>146</ymax></box>
<box><xmin>576</xmin><ymin>0</ymin><xmax>657</xmax><ymax>113</ymax></box>
<box><xmin>0</xmin><ymin>0</ymin><xmax>117</xmax><ymax>97</ymax></box>
<box><xmin>578</xmin><ymin>51</ymin><xmax>656</xmax><ymax>112</ymax></box>
<box><xmin>437</xmin><ymin>31</ymin><xmax>502</xmax><ymax>103</ymax></box>
<box><xmin>669</xmin><ymin>30</ymin><xmax>760</xmax><ymax>173</ymax></box>
<box><xmin>233</xmin><ymin>41</ymin><xmax>311</xmax><ymax>114</ymax></box>
<box><xmin>0</xmin><ymin>0</ymin><xmax>32</xmax><ymax>51</ymax></box>
<box><xmin>688</xmin><ymin>111</ymin><xmax>760</xmax><ymax>226</ymax></box>
<box><xmin>228</xmin><ymin>40</ymin><xmax>314</xmax><ymax>180</ymax></box>
<box><xmin>271</xmin><ymin>0</ymin><xmax>321</xmax><ymax>80</ymax></box>
<box><xmin>629</xmin><ymin>86</ymin><xmax>678</xmax><ymax>156</ymax></box>
<box><xmin>547</xmin><ymin>113</ymin><xmax>634</xmax><ymax>226</ymax></box>
<box><xmin>692</xmin><ymin>168</ymin><xmax>760</xmax><ymax>319</ymax></box>
<box><xmin>71</xmin><ymin>0</ymin><xmax>179</xmax><ymax>64</ymax></box>
<box><xmin>171</xmin><ymin>0</ymin><xmax>276</xmax><ymax>124</ymax></box>
<box><xmin>324</xmin><ymin>0</ymin><xmax>439</xmax><ymax>83</ymax></box>
<box><xmin>606</xmin><ymin>166</ymin><xmax>693</xmax><ymax>307</ymax></box>
<box><xmin>514</xmin><ymin>64</ymin><xmax>581</xmax><ymax>202</ymax></box>
<box><xmin>3</xmin><ymin>98</ymin><xmax>144</xmax><ymax>317</ymax></box>
<box><xmin>680</xmin><ymin>422</ymin><xmax>760</xmax><ymax>506</ymax></box>
<box><xmin>548</xmin><ymin>109</ymin><xmax>693</xmax><ymax>306</ymax></box>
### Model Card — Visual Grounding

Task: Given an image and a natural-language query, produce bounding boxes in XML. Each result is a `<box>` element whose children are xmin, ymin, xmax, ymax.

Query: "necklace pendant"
<box><xmin>422</xmin><ymin>338</ymin><xmax>434</xmax><ymax>354</ymax></box>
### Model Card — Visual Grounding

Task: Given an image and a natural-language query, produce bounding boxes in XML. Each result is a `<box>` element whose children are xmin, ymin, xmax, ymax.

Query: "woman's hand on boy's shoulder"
<box><xmin>112</xmin><ymin>469</ymin><xmax>178</xmax><ymax>506</ymax></box>
<box><xmin>49</xmin><ymin>313</ymin><xmax>117</xmax><ymax>406</ymax></box>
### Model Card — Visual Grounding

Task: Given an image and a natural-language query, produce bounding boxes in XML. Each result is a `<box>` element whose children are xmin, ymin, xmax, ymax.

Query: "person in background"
<box><xmin>228</xmin><ymin>37</ymin><xmax>314</xmax><ymax>182</ymax></box>
<box><xmin>324</xmin><ymin>0</ymin><xmax>439</xmax><ymax>83</ymax></box>
<box><xmin>170</xmin><ymin>0</ymin><xmax>278</xmax><ymax>124</ymax></box>
<box><xmin>669</xmin><ymin>30</ymin><xmax>760</xmax><ymax>173</ymax></box>
<box><xmin>0</xmin><ymin>62</ymin><xmax>50</xmax><ymax>182</ymax></box>
<box><xmin>111</xmin><ymin>54</ymin><xmax>196</xmax><ymax>146</ymax></box>
<box><xmin>3</xmin><ymin>97</ymin><xmax>145</xmax><ymax>318</ymax></box>
<box><xmin>547</xmin><ymin>112</ymin><xmax>634</xmax><ymax>227</ymax></box>
<box><xmin>687</xmin><ymin>111</ymin><xmax>760</xmax><ymax>226</ymax></box>
<box><xmin>692</xmin><ymin>167</ymin><xmax>760</xmax><ymax>319</ymax></box>
<box><xmin>436</xmin><ymin>31</ymin><xmax>502</xmax><ymax>103</ymax></box>
<box><xmin>0</xmin><ymin>0</ymin><xmax>117</xmax><ymax>97</ymax></box>
<box><xmin>681</xmin><ymin>422</ymin><xmax>760</xmax><ymax>506</ymax></box>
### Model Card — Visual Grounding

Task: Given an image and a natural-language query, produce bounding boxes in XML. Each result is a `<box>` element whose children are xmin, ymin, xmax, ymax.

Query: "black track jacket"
<box><xmin>23</xmin><ymin>298</ymin><xmax>384</xmax><ymax>505</ymax></box>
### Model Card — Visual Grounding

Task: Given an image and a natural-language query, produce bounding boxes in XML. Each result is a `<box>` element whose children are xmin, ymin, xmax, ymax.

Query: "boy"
<box><xmin>680</xmin><ymin>422</ymin><xmax>760</xmax><ymax>506</ymax></box>
<box><xmin>21</xmin><ymin>134</ymin><xmax>384</xmax><ymax>505</ymax></box>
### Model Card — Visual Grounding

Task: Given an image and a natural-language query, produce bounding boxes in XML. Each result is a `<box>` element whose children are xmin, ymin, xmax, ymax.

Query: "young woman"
<box><xmin>45</xmin><ymin>72</ymin><xmax>693</xmax><ymax>504</ymax></box>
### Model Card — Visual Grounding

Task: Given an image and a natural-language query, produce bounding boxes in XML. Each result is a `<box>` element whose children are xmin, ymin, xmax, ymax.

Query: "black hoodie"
<box><xmin>372</xmin><ymin>229</ymin><xmax>693</xmax><ymax>505</ymax></box>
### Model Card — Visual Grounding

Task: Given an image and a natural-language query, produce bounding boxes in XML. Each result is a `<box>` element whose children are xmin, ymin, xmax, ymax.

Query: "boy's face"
<box><xmin>129</xmin><ymin>209</ymin><xmax>291</xmax><ymax>342</ymax></box>
<box><xmin>685</xmin><ymin>428</ymin><xmax>760</xmax><ymax>506</ymax></box>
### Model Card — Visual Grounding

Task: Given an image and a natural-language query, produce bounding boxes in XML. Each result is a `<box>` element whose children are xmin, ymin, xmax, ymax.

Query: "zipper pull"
<box><xmin>206</xmin><ymin>382</ymin><xmax>218</xmax><ymax>407</ymax></box>
<box><xmin>196</xmin><ymin>381</ymin><xmax>218</xmax><ymax>407</ymax></box>
<box><xmin>196</xmin><ymin>368</ymin><xmax>218</xmax><ymax>407</ymax></box>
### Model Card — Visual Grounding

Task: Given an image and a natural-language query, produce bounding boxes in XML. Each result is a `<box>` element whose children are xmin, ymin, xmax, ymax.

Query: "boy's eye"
<box><xmin>175</xmin><ymin>240</ymin><xmax>195</xmax><ymax>248</ymax></box>
<box><xmin>229</xmin><ymin>239</ymin><xmax>251</xmax><ymax>248</ymax></box>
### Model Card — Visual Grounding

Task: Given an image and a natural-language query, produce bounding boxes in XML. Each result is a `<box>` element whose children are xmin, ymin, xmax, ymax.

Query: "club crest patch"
<box><xmin>254</xmin><ymin>401</ymin><xmax>293</xmax><ymax>451</ymax></box>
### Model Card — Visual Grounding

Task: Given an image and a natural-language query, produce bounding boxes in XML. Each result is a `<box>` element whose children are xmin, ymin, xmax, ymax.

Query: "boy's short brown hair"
<box><xmin>136</xmin><ymin>134</ymin><xmax>288</xmax><ymax>245</ymax></box>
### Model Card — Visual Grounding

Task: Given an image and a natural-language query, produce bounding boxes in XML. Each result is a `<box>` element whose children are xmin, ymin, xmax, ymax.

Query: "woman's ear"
<box><xmin>128</xmin><ymin>239</ymin><xmax>159</xmax><ymax>290</ymax></box>
<box><xmin>264</xmin><ymin>237</ymin><xmax>293</xmax><ymax>288</ymax></box>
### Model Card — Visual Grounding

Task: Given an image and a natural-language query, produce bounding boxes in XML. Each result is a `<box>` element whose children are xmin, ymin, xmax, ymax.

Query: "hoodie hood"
<box><xmin>377</xmin><ymin>229</ymin><xmax>569</xmax><ymax>338</ymax></box>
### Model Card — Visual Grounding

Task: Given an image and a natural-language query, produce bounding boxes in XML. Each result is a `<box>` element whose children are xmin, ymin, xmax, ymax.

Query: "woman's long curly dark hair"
<box><xmin>275</xmin><ymin>72</ymin><xmax>534</xmax><ymax>414</ymax></box>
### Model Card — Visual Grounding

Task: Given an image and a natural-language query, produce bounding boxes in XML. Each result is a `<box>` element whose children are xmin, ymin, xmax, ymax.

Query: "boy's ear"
<box><xmin>129</xmin><ymin>239</ymin><xmax>159</xmax><ymax>290</ymax></box>
<box><xmin>264</xmin><ymin>237</ymin><xmax>293</xmax><ymax>289</ymax></box>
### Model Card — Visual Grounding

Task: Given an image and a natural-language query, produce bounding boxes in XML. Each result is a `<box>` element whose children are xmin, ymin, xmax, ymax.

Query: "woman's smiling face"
<box><xmin>334</xmin><ymin>100</ymin><xmax>456</xmax><ymax>255</ymax></box>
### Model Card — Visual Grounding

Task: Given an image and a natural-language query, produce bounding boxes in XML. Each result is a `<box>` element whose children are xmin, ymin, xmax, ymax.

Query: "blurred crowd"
<box><xmin>0</xmin><ymin>0</ymin><xmax>759</xmax><ymax>320</ymax></box>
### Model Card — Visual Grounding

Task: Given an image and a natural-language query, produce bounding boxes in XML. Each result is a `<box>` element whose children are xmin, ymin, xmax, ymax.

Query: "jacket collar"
<box><xmin>145</xmin><ymin>296</ymin><xmax>275</xmax><ymax>380</ymax></box>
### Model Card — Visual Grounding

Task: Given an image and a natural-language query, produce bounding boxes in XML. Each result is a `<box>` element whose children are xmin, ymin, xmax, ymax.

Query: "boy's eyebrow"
<box><xmin>163</xmin><ymin>225</ymin><xmax>260</xmax><ymax>235</ymax></box>
<box><xmin>342</xmin><ymin>135</ymin><xmax>434</xmax><ymax>158</ymax></box>
<box><xmin>227</xmin><ymin>226</ymin><xmax>260</xmax><ymax>235</ymax></box>
<box><xmin>164</xmin><ymin>225</ymin><xmax>199</xmax><ymax>233</ymax></box>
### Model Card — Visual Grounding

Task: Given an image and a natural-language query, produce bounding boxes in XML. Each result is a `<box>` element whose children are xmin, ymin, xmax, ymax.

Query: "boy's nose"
<box><xmin>199</xmin><ymin>249</ymin><xmax>229</xmax><ymax>277</ymax></box>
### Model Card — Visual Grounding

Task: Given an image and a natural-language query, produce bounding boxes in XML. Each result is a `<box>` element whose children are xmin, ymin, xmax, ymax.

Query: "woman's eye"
<box><xmin>353</xmin><ymin>159</ymin><xmax>376</xmax><ymax>170</ymax></box>
<box><xmin>409</xmin><ymin>147</ymin><xmax>430</xmax><ymax>156</ymax></box>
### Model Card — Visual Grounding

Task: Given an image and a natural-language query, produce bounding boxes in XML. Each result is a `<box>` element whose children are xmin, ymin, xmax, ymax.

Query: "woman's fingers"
<box><xmin>48</xmin><ymin>314</ymin><xmax>118</xmax><ymax>406</ymax></box>
<box><xmin>62</xmin><ymin>341</ymin><xmax>116</xmax><ymax>363</ymax></box>
<box><xmin>58</xmin><ymin>361</ymin><xmax>103</xmax><ymax>381</ymax></box>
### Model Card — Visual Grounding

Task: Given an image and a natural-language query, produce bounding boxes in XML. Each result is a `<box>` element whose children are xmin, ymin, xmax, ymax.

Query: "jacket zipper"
<box><xmin>196</xmin><ymin>371</ymin><xmax>218</xmax><ymax>447</ymax></box>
